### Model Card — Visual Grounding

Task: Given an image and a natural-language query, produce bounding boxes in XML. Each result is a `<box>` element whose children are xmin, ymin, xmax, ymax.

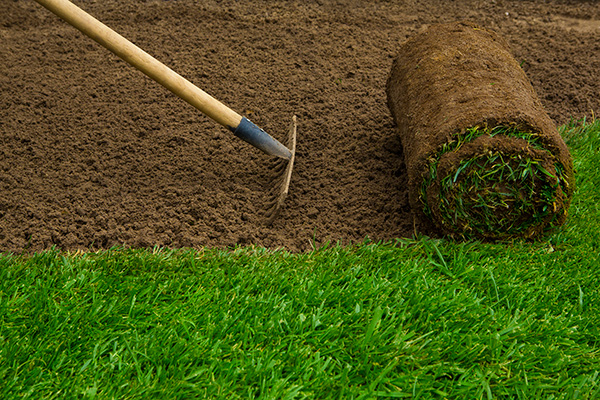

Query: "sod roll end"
<box><xmin>386</xmin><ymin>22</ymin><xmax>575</xmax><ymax>240</ymax></box>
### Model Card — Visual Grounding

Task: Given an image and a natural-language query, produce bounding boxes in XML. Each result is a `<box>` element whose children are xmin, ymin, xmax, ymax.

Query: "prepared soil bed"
<box><xmin>1</xmin><ymin>0</ymin><xmax>600</xmax><ymax>252</ymax></box>
<box><xmin>386</xmin><ymin>22</ymin><xmax>575</xmax><ymax>240</ymax></box>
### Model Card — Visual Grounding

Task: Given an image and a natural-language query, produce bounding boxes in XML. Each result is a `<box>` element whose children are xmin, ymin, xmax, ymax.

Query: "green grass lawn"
<box><xmin>1</xmin><ymin>119</ymin><xmax>599</xmax><ymax>399</ymax></box>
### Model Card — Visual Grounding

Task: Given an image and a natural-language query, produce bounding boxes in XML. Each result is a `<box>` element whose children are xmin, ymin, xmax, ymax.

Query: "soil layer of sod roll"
<box><xmin>386</xmin><ymin>22</ymin><xmax>575</xmax><ymax>240</ymax></box>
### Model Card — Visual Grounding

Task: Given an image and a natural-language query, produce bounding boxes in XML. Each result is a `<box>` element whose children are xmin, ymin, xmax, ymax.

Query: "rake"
<box><xmin>33</xmin><ymin>0</ymin><xmax>296</xmax><ymax>223</ymax></box>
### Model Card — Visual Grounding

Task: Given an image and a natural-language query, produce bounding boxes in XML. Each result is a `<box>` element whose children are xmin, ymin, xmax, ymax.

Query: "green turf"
<box><xmin>1</xmin><ymin>119</ymin><xmax>599</xmax><ymax>399</ymax></box>
<box><xmin>420</xmin><ymin>124</ymin><xmax>570</xmax><ymax>240</ymax></box>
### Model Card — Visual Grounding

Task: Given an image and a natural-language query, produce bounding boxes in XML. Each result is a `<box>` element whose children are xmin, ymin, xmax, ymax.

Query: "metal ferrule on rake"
<box><xmin>230</xmin><ymin>117</ymin><xmax>292</xmax><ymax>160</ymax></box>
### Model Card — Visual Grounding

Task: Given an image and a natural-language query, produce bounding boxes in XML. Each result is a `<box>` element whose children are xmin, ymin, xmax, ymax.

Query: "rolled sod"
<box><xmin>386</xmin><ymin>22</ymin><xmax>574</xmax><ymax>240</ymax></box>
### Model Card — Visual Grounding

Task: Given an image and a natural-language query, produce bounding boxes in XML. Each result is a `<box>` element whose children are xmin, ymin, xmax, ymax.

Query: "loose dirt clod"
<box><xmin>386</xmin><ymin>22</ymin><xmax>575</xmax><ymax>240</ymax></box>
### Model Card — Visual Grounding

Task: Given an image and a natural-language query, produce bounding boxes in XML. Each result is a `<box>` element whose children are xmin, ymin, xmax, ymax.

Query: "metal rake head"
<box><xmin>263</xmin><ymin>115</ymin><xmax>297</xmax><ymax>225</ymax></box>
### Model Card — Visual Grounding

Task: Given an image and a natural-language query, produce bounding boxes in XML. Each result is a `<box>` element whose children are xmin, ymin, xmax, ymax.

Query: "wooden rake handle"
<box><xmin>34</xmin><ymin>0</ymin><xmax>292</xmax><ymax>160</ymax></box>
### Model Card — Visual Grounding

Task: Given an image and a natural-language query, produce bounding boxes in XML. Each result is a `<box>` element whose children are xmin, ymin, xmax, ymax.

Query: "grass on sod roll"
<box><xmin>1</xmin><ymin>119</ymin><xmax>599</xmax><ymax>399</ymax></box>
<box><xmin>420</xmin><ymin>125</ymin><xmax>569</xmax><ymax>238</ymax></box>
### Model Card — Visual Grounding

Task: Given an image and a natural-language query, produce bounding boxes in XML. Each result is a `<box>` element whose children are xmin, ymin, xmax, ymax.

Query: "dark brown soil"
<box><xmin>1</xmin><ymin>0</ymin><xmax>599</xmax><ymax>253</ymax></box>
<box><xmin>386</xmin><ymin>22</ymin><xmax>574</xmax><ymax>240</ymax></box>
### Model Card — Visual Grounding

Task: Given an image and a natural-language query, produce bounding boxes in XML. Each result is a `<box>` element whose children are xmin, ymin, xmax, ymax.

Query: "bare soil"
<box><xmin>1</xmin><ymin>0</ymin><xmax>599</xmax><ymax>253</ymax></box>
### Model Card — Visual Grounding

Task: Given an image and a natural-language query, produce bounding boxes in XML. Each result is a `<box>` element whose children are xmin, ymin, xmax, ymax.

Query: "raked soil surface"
<box><xmin>1</xmin><ymin>0</ymin><xmax>599</xmax><ymax>253</ymax></box>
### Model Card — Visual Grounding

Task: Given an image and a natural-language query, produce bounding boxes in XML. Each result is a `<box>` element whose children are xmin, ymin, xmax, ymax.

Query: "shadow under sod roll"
<box><xmin>386</xmin><ymin>22</ymin><xmax>574</xmax><ymax>240</ymax></box>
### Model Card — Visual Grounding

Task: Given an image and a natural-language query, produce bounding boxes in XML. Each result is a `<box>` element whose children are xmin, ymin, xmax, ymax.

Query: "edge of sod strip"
<box><xmin>420</xmin><ymin>124</ymin><xmax>570</xmax><ymax>240</ymax></box>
